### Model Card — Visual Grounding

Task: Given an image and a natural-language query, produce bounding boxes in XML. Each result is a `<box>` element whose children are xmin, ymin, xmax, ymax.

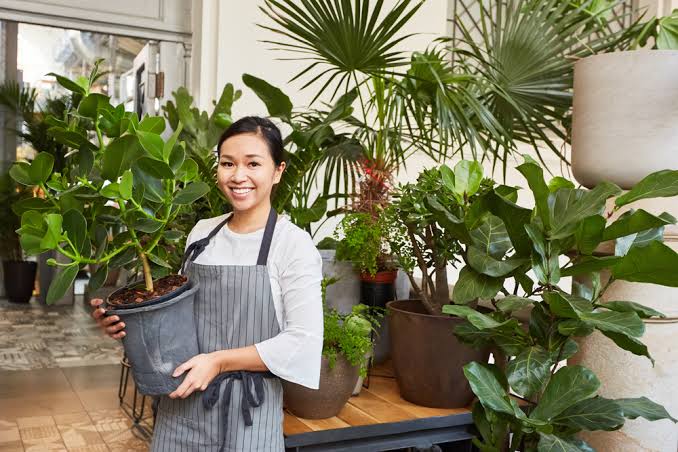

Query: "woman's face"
<box><xmin>217</xmin><ymin>133</ymin><xmax>285</xmax><ymax>213</ymax></box>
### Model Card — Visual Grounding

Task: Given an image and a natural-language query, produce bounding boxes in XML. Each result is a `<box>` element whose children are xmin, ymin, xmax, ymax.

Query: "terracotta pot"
<box><xmin>283</xmin><ymin>355</ymin><xmax>359</xmax><ymax>419</ymax></box>
<box><xmin>360</xmin><ymin>270</ymin><xmax>398</xmax><ymax>284</ymax></box>
<box><xmin>388</xmin><ymin>299</ymin><xmax>490</xmax><ymax>408</ymax></box>
<box><xmin>571</xmin><ymin>50</ymin><xmax>678</xmax><ymax>189</ymax></box>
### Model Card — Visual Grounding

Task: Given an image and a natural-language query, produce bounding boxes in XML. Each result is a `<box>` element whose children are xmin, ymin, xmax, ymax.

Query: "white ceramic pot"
<box><xmin>319</xmin><ymin>249</ymin><xmax>361</xmax><ymax>315</ymax></box>
<box><xmin>571</xmin><ymin>50</ymin><xmax>678</xmax><ymax>189</ymax></box>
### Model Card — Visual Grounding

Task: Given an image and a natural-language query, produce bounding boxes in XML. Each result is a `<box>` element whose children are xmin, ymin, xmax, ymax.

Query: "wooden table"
<box><xmin>283</xmin><ymin>364</ymin><xmax>475</xmax><ymax>451</ymax></box>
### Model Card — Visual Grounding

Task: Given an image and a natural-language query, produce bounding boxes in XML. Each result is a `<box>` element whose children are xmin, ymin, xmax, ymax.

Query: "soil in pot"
<box><xmin>388</xmin><ymin>299</ymin><xmax>490</xmax><ymax>408</ymax></box>
<box><xmin>2</xmin><ymin>260</ymin><xmax>37</xmax><ymax>304</ymax></box>
<box><xmin>283</xmin><ymin>355</ymin><xmax>359</xmax><ymax>419</ymax></box>
<box><xmin>107</xmin><ymin>274</ymin><xmax>188</xmax><ymax>306</ymax></box>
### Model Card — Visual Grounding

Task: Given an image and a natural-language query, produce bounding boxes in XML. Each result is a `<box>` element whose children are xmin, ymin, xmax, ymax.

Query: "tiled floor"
<box><xmin>0</xmin><ymin>296</ymin><xmax>152</xmax><ymax>451</ymax></box>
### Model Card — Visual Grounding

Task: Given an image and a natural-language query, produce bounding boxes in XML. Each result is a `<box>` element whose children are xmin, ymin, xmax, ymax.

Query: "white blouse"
<box><xmin>185</xmin><ymin>213</ymin><xmax>323</xmax><ymax>389</ymax></box>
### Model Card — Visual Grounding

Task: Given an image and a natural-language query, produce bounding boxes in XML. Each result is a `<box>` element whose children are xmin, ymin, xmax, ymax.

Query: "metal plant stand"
<box><xmin>118</xmin><ymin>353</ymin><xmax>154</xmax><ymax>440</ymax></box>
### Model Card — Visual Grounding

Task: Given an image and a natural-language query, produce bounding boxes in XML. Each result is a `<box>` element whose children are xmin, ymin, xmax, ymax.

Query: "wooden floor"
<box><xmin>283</xmin><ymin>362</ymin><xmax>470</xmax><ymax>436</ymax></box>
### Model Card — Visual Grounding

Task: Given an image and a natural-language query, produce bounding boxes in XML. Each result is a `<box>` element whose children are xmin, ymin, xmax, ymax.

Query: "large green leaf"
<box><xmin>575</xmin><ymin>215</ymin><xmax>606</xmax><ymax>255</ymax></box>
<box><xmin>452</xmin><ymin>266</ymin><xmax>503</xmax><ymax>304</ymax></box>
<box><xmin>88</xmin><ymin>263</ymin><xmax>108</xmax><ymax>292</ymax></box>
<box><xmin>601</xmin><ymin>331</ymin><xmax>653</xmax><ymax>363</ymax></box>
<box><xmin>549</xmin><ymin>183</ymin><xmax>621</xmax><ymax>239</ymax></box>
<box><xmin>47</xmin><ymin>72</ymin><xmax>86</xmax><ymax>95</ymax></box>
<box><xmin>560</xmin><ymin>256</ymin><xmax>622</xmax><ymax>277</ymax></box>
<box><xmin>135</xmin><ymin>156</ymin><xmax>174</xmax><ymax>180</ymax></box>
<box><xmin>101</xmin><ymin>135</ymin><xmax>142</xmax><ymax>181</ymax></box>
<box><xmin>603</xmin><ymin>209</ymin><xmax>675</xmax><ymax>241</ymax></box>
<box><xmin>452</xmin><ymin>160</ymin><xmax>483</xmax><ymax>199</ymax></box>
<box><xmin>537</xmin><ymin>434</ymin><xmax>594</xmax><ymax>452</ymax></box>
<box><xmin>62</xmin><ymin>209</ymin><xmax>88</xmax><ymax>256</ymax></box>
<box><xmin>507</xmin><ymin>346</ymin><xmax>552</xmax><ymax>398</ymax></box>
<box><xmin>9</xmin><ymin>162</ymin><xmax>32</xmax><ymax>186</ymax></box>
<box><xmin>40</xmin><ymin>214</ymin><xmax>63</xmax><ymax>250</ymax></box>
<box><xmin>28</xmin><ymin>152</ymin><xmax>55</xmax><ymax>185</ymax></box>
<box><xmin>486</xmin><ymin>192</ymin><xmax>532</xmax><ymax>256</ymax></box>
<box><xmin>612</xmin><ymin>241</ymin><xmax>678</xmax><ymax>286</ymax></box>
<box><xmin>543</xmin><ymin>292</ymin><xmax>593</xmax><ymax>319</ymax></box>
<box><xmin>616</xmin><ymin>397</ymin><xmax>677</xmax><ymax>423</ymax></box>
<box><xmin>138</xmin><ymin>116</ymin><xmax>166</xmax><ymax>134</ymax></box>
<box><xmin>12</xmin><ymin>197</ymin><xmax>53</xmax><ymax>215</ymax></box>
<box><xmin>601</xmin><ymin>301</ymin><xmax>665</xmax><ymax>319</ymax></box>
<box><xmin>136</xmin><ymin>130</ymin><xmax>165</xmax><ymax>161</ymax></box>
<box><xmin>579</xmin><ymin>311</ymin><xmax>645</xmax><ymax>338</ymax></box>
<box><xmin>242</xmin><ymin>73</ymin><xmax>293</xmax><ymax>121</ymax></box>
<box><xmin>463</xmin><ymin>362</ymin><xmax>515</xmax><ymax>417</ymax></box>
<box><xmin>443</xmin><ymin>305</ymin><xmax>511</xmax><ymax>330</ymax></box>
<box><xmin>46</xmin><ymin>264</ymin><xmax>79</xmax><ymax>305</ymax></box>
<box><xmin>615</xmin><ymin>170</ymin><xmax>678</xmax><ymax>207</ymax></box>
<box><xmin>496</xmin><ymin>295</ymin><xmax>534</xmax><ymax>313</ymax></box>
<box><xmin>119</xmin><ymin>170</ymin><xmax>133</xmax><ymax>200</ymax></box>
<box><xmin>467</xmin><ymin>246</ymin><xmax>527</xmax><ymax>277</ymax></box>
<box><xmin>173</xmin><ymin>182</ymin><xmax>210</xmax><ymax>205</ymax></box>
<box><xmin>517</xmin><ymin>159</ymin><xmax>550</xmax><ymax>229</ymax></box>
<box><xmin>77</xmin><ymin>93</ymin><xmax>110</xmax><ymax>119</ymax></box>
<box><xmin>470</xmin><ymin>215</ymin><xmax>512</xmax><ymax>259</ymax></box>
<box><xmin>425</xmin><ymin>195</ymin><xmax>472</xmax><ymax>244</ymax></box>
<box><xmin>530</xmin><ymin>366</ymin><xmax>600</xmax><ymax>421</ymax></box>
<box><xmin>554</xmin><ymin>397</ymin><xmax>625</xmax><ymax>432</ymax></box>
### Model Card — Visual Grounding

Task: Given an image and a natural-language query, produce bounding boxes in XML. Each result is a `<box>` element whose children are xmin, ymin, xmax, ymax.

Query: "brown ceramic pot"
<box><xmin>387</xmin><ymin>299</ymin><xmax>490</xmax><ymax>408</ymax></box>
<box><xmin>283</xmin><ymin>355</ymin><xmax>359</xmax><ymax>419</ymax></box>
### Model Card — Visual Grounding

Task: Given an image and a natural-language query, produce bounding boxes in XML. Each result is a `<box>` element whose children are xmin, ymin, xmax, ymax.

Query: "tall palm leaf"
<box><xmin>448</xmin><ymin>0</ymin><xmax>640</xmax><ymax>173</ymax></box>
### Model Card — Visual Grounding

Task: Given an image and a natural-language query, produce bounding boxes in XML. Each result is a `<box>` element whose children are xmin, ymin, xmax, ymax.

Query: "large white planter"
<box><xmin>319</xmin><ymin>249</ymin><xmax>361</xmax><ymax>315</ymax></box>
<box><xmin>571</xmin><ymin>50</ymin><xmax>678</xmax><ymax>189</ymax></box>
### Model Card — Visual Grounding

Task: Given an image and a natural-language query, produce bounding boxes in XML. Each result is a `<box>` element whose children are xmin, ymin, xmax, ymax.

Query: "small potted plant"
<box><xmin>0</xmin><ymin>171</ymin><xmax>37</xmax><ymax>303</ymax></box>
<box><xmin>443</xmin><ymin>157</ymin><xmax>678</xmax><ymax>450</ymax></box>
<box><xmin>283</xmin><ymin>278</ymin><xmax>381</xmax><ymax>419</ymax></box>
<box><xmin>9</xmin><ymin>61</ymin><xmax>210</xmax><ymax>395</ymax></box>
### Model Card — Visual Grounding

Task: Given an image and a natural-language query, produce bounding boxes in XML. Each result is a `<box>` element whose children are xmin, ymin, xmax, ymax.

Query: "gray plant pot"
<box><xmin>105</xmin><ymin>280</ymin><xmax>200</xmax><ymax>396</ymax></box>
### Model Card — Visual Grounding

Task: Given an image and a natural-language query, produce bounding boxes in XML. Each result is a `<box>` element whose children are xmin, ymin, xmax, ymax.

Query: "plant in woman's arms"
<box><xmin>9</xmin><ymin>60</ymin><xmax>210</xmax><ymax>303</ymax></box>
<box><xmin>334</xmin><ymin>212</ymin><xmax>395</xmax><ymax>277</ymax></box>
<box><xmin>440</xmin><ymin>158</ymin><xmax>678</xmax><ymax>451</ymax></box>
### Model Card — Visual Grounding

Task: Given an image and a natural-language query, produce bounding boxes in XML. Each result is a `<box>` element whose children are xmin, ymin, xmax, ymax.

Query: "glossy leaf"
<box><xmin>101</xmin><ymin>135</ymin><xmax>142</xmax><ymax>181</ymax></box>
<box><xmin>601</xmin><ymin>331</ymin><xmax>653</xmax><ymax>364</ymax></box>
<box><xmin>612</xmin><ymin>241</ymin><xmax>678</xmax><ymax>286</ymax></box>
<box><xmin>176</xmin><ymin>158</ymin><xmax>199</xmax><ymax>183</ymax></box>
<box><xmin>463</xmin><ymin>362</ymin><xmax>515</xmax><ymax>417</ymax></box>
<box><xmin>497</xmin><ymin>295</ymin><xmax>534</xmax><ymax>313</ymax></box>
<box><xmin>78</xmin><ymin>93</ymin><xmax>109</xmax><ymax>119</ymax></box>
<box><xmin>470</xmin><ymin>215</ymin><xmax>512</xmax><ymax>259</ymax></box>
<box><xmin>131</xmin><ymin>218</ymin><xmax>164</xmax><ymax>233</ymax></box>
<box><xmin>517</xmin><ymin>159</ymin><xmax>550</xmax><ymax>228</ymax></box>
<box><xmin>616</xmin><ymin>397</ymin><xmax>677</xmax><ymax>423</ymax></box>
<box><xmin>443</xmin><ymin>305</ymin><xmax>512</xmax><ymax>330</ymax></box>
<box><xmin>137</xmin><ymin>130</ymin><xmax>165</xmax><ymax>161</ymax></box>
<box><xmin>452</xmin><ymin>266</ymin><xmax>503</xmax><ymax>304</ymax></box>
<box><xmin>601</xmin><ymin>301</ymin><xmax>665</xmax><ymax>319</ymax></box>
<box><xmin>138</xmin><ymin>116</ymin><xmax>166</xmax><ymax>134</ymax></box>
<box><xmin>549</xmin><ymin>183</ymin><xmax>621</xmax><ymax>239</ymax></box>
<box><xmin>603</xmin><ymin>209</ymin><xmax>675</xmax><ymax>241</ymax></box>
<box><xmin>41</xmin><ymin>214</ymin><xmax>63</xmax><ymax>250</ymax></box>
<box><xmin>173</xmin><ymin>182</ymin><xmax>210</xmax><ymax>205</ymax></box>
<box><xmin>242</xmin><ymin>73</ymin><xmax>293</xmax><ymax>121</ymax></box>
<box><xmin>530</xmin><ymin>366</ymin><xmax>600</xmax><ymax>421</ymax></box>
<box><xmin>100</xmin><ymin>183</ymin><xmax>120</xmax><ymax>200</ymax></box>
<box><xmin>119</xmin><ymin>170</ymin><xmax>133</xmax><ymax>200</ymax></box>
<box><xmin>537</xmin><ymin>434</ymin><xmax>594</xmax><ymax>452</ymax></box>
<box><xmin>46</xmin><ymin>264</ymin><xmax>79</xmax><ymax>305</ymax></box>
<box><xmin>28</xmin><ymin>152</ymin><xmax>55</xmax><ymax>185</ymax></box>
<box><xmin>575</xmin><ymin>215</ymin><xmax>606</xmax><ymax>255</ymax></box>
<box><xmin>9</xmin><ymin>162</ymin><xmax>32</xmax><ymax>186</ymax></box>
<box><xmin>88</xmin><ymin>264</ymin><xmax>108</xmax><ymax>292</ymax></box>
<box><xmin>440</xmin><ymin>164</ymin><xmax>455</xmax><ymax>191</ymax></box>
<box><xmin>615</xmin><ymin>170</ymin><xmax>678</xmax><ymax>207</ymax></box>
<box><xmin>467</xmin><ymin>246</ymin><xmax>528</xmax><ymax>277</ymax></box>
<box><xmin>135</xmin><ymin>156</ymin><xmax>174</xmax><ymax>180</ymax></box>
<box><xmin>62</xmin><ymin>209</ymin><xmax>88</xmax><ymax>256</ymax></box>
<box><xmin>507</xmin><ymin>346</ymin><xmax>552</xmax><ymax>398</ymax></box>
<box><xmin>561</xmin><ymin>256</ymin><xmax>622</xmax><ymax>277</ymax></box>
<box><xmin>453</xmin><ymin>160</ymin><xmax>483</xmax><ymax>199</ymax></box>
<box><xmin>486</xmin><ymin>192</ymin><xmax>532</xmax><ymax>256</ymax></box>
<box><xmin>554</xmin><ymin>396</ymin><xmax>624</xmax><ymax>432</ymax></box>
<box><xmin>579</xmin><ymin>311</ymin><xmax>645</xmax><ymax>338</ymax></box>
<box><xmin>543</xmin><ymin>292</ymin><xmax>593</xmax><ymax>319</ymax></box>
<box><xmin>548</xmin><ymin>177</ymin><xmax>575</xmax><ymax>192</ymax></box>
<box><xmin>47</xmin><ymin>72</ymin><xmax>86</xmax><ymax>95</ymax></box>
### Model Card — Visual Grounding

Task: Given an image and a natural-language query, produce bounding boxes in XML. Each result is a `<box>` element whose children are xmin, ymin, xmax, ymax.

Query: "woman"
<box><xmin>91</xmin><ymin>116</ymin><xmax>324</xmax><ymax>451</ymax></box>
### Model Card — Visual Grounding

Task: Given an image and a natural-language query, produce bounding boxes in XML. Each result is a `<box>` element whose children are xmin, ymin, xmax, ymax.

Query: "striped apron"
<box><xmin>151</xmin><ymin>208</ymin><xmax>285</xmax><ymax>451</ymax></box>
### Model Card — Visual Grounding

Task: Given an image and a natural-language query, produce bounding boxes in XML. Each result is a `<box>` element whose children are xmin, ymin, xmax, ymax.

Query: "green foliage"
<box><xmin>9</xmin><ymin>61</ymin><xmax>209</xmax><ymax>301</ymax></box>
<box><xmin>334</xmin><ymin>212</ymin><xmax>394</xmax><ymax>276</ymax></box>
<box><xmin>632</xmin><ymin>8</ymin><xmax>678</xmax><ymax>49</ymax></box>
<box><xmin>441</xmin><ymin>157</ymin><xmax>678</xmax><ymax>451</ymax></box>
<box><xmin>0</xmin><ymin>172</ymin><xmax>30</xmax><ymax>261</ymax></box>
<box><xmin>321</xmin><ymin>278</ymin><xmax>382</xmax><ymax>377</ymax></box>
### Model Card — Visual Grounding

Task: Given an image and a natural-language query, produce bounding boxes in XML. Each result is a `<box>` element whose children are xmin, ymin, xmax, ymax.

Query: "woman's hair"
<box><xmin>217</xmin><ymin>116</ymin><xmax>285</xmax><ymax>166</ymax></box>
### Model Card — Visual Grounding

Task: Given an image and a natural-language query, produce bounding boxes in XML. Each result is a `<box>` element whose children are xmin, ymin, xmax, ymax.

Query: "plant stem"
<box><xmin>139</xmin><ymin>252</ymin><xmax>153</xmax><ymax>292</ymax></box>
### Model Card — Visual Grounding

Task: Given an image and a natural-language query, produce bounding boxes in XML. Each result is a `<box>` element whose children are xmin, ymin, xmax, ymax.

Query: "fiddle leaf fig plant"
<box><xmin>437</xmin><ymin>158</ymin><xmax>678</xmax><ymax>451</ymax></box>
<box><xmin>9</xmin><ymin>60</ymin><xmax>209</xmax><ymax>304</ymax></box>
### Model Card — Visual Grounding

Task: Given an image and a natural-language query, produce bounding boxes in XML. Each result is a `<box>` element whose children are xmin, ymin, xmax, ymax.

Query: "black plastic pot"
<box><xmin>2</xmin><ymin>260</ymin><xmax>37</xmax><ymax>303</ymax></box>
<box><xmin>360</xmin><ymin>270</ymin><xmax>397</xmax><ymax>364</ymax></box>
<box><xmin>104</xmin><ymin>279</ymin><xmax>200</xmax><ymax>396</ymax></box>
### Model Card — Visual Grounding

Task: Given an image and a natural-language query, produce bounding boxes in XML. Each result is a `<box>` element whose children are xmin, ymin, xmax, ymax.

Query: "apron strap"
<box><xmin>256</xmin><ymin>207</ymin><xmax>278</xmax><ymax>266</ymax></box>
<box><xmin>179</xmin><ymin>216</ymin><xmax>231</xmax><ymax>274</ymax></box>
<box><xmin>203</xmin><ymin>371</ymin><xmax>277</xmax><ymax>452</ymax></box>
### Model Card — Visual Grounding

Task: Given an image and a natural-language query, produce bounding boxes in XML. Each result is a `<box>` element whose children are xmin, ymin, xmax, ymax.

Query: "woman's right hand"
<box><xmin>90</xmin><ymin>298</ymin><xmax>126</xmax><ymax>340</ymax></box>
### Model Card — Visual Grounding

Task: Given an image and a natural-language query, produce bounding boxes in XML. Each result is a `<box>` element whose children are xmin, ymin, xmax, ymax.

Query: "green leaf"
<box><xmin>138</xmin><ymin>116</ymin><xmax>166</xmax><ymax>134</ymax></box>
<box><xmin>40</xmin><ymin>214</ymin><xmax>63</xmax><ymax>250</ymax></box>
<box><xmin>612</xmin><ymin>241</ymin><xmax>678</xmax><ymax>286</ymax></box>
<box><xmin>443</xmin><ymin>305</ymin><xmax>512</xmax><ymax>330</ymax></box>
<box><xmin>497</xmin><ymin>295</ymin><xmax>534</xmax><ymax>313</ymax></box>
<box><xmin>100</xmin><ymin>183</ymin><xmax>120</xmax><ymax>199</ymax></box>
<box><xmin>88</xmin><ymin>264</ymin><xmax>108</xmax><ymax>292</ymax></box>
<box><xmin>119</xmin><ymin>170</ymin><xmax>133</xmax><ymax>200</ymax></box>
<box><xmin>176</xmin><ymin>158</ymin><xmax>199</xmax><ymax>183</ymax></box>
<box><xmin>507</xmin><ymin>346</ymin><xmax>552</xmax><ymax>398</ymax></box>
<box><xmin>543</xmin><ymin>292</ymin><xmax>593</xmax><ymax>319</ymax></box>
<box><xmin>453</xmin><ymin>160</ymin><xmax>483</xmax><ymax>199</ymax></box>
<box><xmin>28</xmin><ymin>152</ymin><xmax>55</xmax><ymax>185</ymax></box>
<box><xmin>603</xmin><ymin>209</ymin><xmax>675</xmax><ymax>241</ymax></box>
<box><xmin>558</xmin><ymin>319</ymin><xmax>594</xmax><ymax>337</ymax></box>
<box><xmin>242</xmin><ymin>73</ymin><xmax>293</xmax><ymax>121</ymax></box>
<box><xmin>109</xmin><ymin>247</ymin><xmax>136</xmax><ymax>269</ymax></box>
<box><xmin>102</xmin><ymin>135</ymin><xmax>142</xmax><ymax>181</ymax></box>
<box><xmin>48</xmin><ymin>127</ymin><xmax>89</xmax><ymax>149</ymax></box>
<box><xmin>531</xmin><ymin>366</ymin><xmax>600</xmax><ymax>421</ymax></box>
<box><xmin>470</xmin><ymin>215</ymin><xmax>512</xmax><ymax>259</ymax></box>
<box><xmin>554</xmin><ymin>396</ymin><xmax>625</xmax><ymax>432</ymax></box>
<box><xmin>77</xmin><ymin>93</ymin><xmax>109</xmax><ymax>119</ymax></box>
<box><xmin>440</xmin><ymin>164</ymin><xmax>455</xmax><ymax>191</ymax></box>
<box><xmin>517</xmin><ymin>159</ymin><xmax>551</xmax><ymax>228</ymax></box>
<box><xmin>135</xmin><ymin>156</ymin><xmax>174</xmax><ymax>180</ymax></box>
<box><xmin>291</xmin><ymin>196</ymin><xmax>327</xmax><ymax>227</ymax></box>
<box><xmin>615</xmin><ymin>170</ymin><xmax>678</xmax><ymax>207</ymax></box>
<box><xmin>561</xmin><ymin>256</ymin><xmax>622</xmax><ymax>277</ymax></box>
<box><xmin>579</xmin><ymin>311</ymin><xmax>645</xmax><ymax>338</ymax></box>
<box><xmin>657</xmin><ymin>11</ymin><xmax>678</xmax><ymax>49</ymax></box>
<box><xmin>452</xmin><ymin>266</ymin><xmax>503</xmax><ymax>304</ymax></box>
<box><xmin>537</xmin><ymin>433</ymin><xmax>594</xmax><ymax>452</ymax></box>
<box><xmin>463</xmin><ymin>362</ymin><xmax>515</xmax><ymax>417</ymax></box>
<box><xmin>487</xmin><ymin>192</ymin><xmax>532</xmax><ymax>256</ymax></box>
<box><xmin>548</xmin><ymin>177</ymin><xmax>575</xmax><ymax>192</ymax></box>
<box><xmin>131</xmin><ymin>166</ymin><xmax>164</xmax><ymax>203</ymax></box>
<box><xmin>173</xmin><ymin>182</ymin><xmax>210</xmax><ymax>205</ymax></box>
<box><xmin>47</xmin><ymin>72</ymin><xmax>86</xmax><ymax>95</ymax></box>
<box><xmin>467</xmin><ymin>246</ymin><xmax>528</xmax><ymax>277</ymax></box>
<box><xmin>598</xmin><ymin>301</ymin><xmax>664</xmax><ymax>321</ymax></box>
<box><xmin>12</xmin><ymin>197</ymin><xmax>52</xmax><ymax>215</ymax></box>
<box><xmin>9</xmin><ymin>162</ymin><xmax>33</xmax><ymax>186</ymax></box>
<box><xmin>136</xmin><ymin>130</ymin><xmax>165</xmax><ymax>160</ymax></box>
<box><xmin>131</xmin><ymin>217</ymin><xmax>164</xmax><ymax>233</ymax></box>
<box><xmin>163</xmin><ymin>230</ymin><xmax>184</xmax><ymax>241</ymax></box>
<box><xmin>575</xmin><ymin>215</ymin><xmax>606</xmax><ymax>255</ymax></box>
<box><xmin>601</xmin><ymin>331</ymin><xmax>653</xmax><ymax>364</ymax></box>
<box><xmin>148</xmin><ymin>253</ymin><xmax>172</xmax><ymax>268</ymax></box>
<box><xmin>425</xmin><ymin>196</ymin><xmax>472</xmax><ymax>244</ymax></box>
<box><xmin>549</xmin><ymin>183</ymin><xmax>621</xmax><ymax>239</ymax></box>
<box><xmin>46</xmin><ymin>264</ymin><xmax>79</xmax><ymax>305</ymax></box>
<box><xmin>616</xmin><ymin>397</ymin><xmax>677</xmax><ymax>423</ymax></box>
<box><xmin>168</xmin><ymin>137</ymin><xmax>185</xmax><ymax>171</ymax></box>
<box><xmin>62</xmin><ymin>209</ymin><xmax>88</xmax><ymax>256</ymax></box>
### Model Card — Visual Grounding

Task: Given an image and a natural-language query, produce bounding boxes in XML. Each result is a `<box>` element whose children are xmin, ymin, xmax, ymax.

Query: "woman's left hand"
<box><xmin>169</xmin><ymin>353</ymin><xmax>222</xmax><ymax>399</ymax></box>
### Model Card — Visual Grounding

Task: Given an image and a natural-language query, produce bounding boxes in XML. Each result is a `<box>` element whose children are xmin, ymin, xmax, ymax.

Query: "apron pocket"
<box><xmin>172</xmin><ymin>414</ymin><xmax>220</xmax><ymax>449</ymax></box>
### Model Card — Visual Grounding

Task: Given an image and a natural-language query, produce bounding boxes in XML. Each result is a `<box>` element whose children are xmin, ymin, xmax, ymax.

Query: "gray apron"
<box><xmin>151</xmin><ymin>209</ymin><xmax>285</xmax><ymax>452</ymax></box>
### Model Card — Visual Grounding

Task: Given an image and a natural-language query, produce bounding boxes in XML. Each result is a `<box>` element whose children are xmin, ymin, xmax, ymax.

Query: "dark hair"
<box><xmin>217</xmin><ymin>116</ymin><xmax>285</xmax><ymax>166</ymax></box>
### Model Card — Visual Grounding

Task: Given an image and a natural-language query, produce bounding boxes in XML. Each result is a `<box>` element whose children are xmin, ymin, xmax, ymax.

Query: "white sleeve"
<box><xmin>254</xmin><ymin>232</ymin><xmax>324</xmax><ymax>389</ymax></box>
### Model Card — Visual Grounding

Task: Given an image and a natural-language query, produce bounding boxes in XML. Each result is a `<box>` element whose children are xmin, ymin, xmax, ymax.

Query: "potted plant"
<box><xmin>442</xmin><ymin>157</ymin><xmax>678</xmax><ymax>450</ymax></box>
<box><xmin>383</xmin><ymin>161</ymin><xmax>507</xmax><ymax>408</ymax></box>
<box><xmin>283</xmin><ymin>278</ymin><xmax>381</xmax><ymax>419</ymax></box>
<box><xmin>0</xmin><ymin>171</ymin><xmax>37</xmax><ymax>303</ymax></box>
<box><xmin>9</xmin><ymin>61</ymin><xmax>209</xmax><ymax>396</ymax></box>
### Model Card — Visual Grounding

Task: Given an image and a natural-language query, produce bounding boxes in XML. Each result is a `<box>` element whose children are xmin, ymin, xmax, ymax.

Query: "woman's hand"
<box><xmin>90</xmin><ymin>298</ymin><xmax>126</xmax><ymax>340</ymax></box>
<box><xmin>169</xmin><ymin>353</ymin><xmax>222</xmax><ymax>399</ymax></box>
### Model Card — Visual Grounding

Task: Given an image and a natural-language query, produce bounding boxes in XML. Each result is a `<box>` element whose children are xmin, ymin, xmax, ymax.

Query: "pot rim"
<box><xmin>360</xmin><ymin>270</ymin><xmax>398</xmax><ymax>283</ymax></box>
<box><xmin>104</xmin><ymin>276</ymin><xmax>193</xmax><ymax>311</ymax></box>
<box><xmin>575</xmin><ymin>49</ymin><xmax>678</xmax><ymax>66</ymax></box>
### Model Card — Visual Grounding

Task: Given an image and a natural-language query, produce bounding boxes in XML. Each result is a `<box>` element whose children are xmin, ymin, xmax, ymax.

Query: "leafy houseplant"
<box><xmin>437</xmin><ymin>159</ymin><xmax>678</xmax><ymax>451</ymax></box>
<box><xmin>0</xmin><ymin>171</ymin><xmax>37</xmax><ymax>303</ymax></box>
<box><xmin>9</xmin><ymin>61</ymin><xmax>208</xmax><ymax>395</ymax></box>
<box><xmin>334</xmin><ymin>212</ymin><xmax>396</xmax><ymax>280</ymax></box>
<box><xmin>283</xmin><ymin>279</ymin><xmax>382</xmax><ymax>419</ymax></box>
